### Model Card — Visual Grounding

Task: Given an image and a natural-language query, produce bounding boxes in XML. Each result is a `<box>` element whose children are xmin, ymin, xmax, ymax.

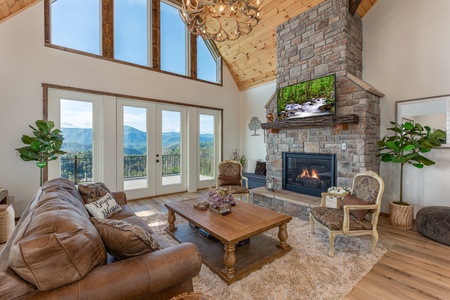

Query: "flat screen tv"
<box><xmin>277</xmin><ymin>74</ymin><xmax>336</xmax><ymax>120</ymax></box>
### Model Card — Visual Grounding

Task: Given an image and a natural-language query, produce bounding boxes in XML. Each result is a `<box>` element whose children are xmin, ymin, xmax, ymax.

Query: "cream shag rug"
<box><xmin>143</xmin><ymin>213</ymin><xmax>387</xmax><ymax>300</ymax></box>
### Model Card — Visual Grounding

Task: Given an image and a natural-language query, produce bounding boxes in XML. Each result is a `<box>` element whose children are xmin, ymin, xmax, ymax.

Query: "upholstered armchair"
<box><xmin>216</xmin><ymin>160</ymin><xmax>250</xmax><ymax>201</ymax></box>
<box><xmin>309</xmin><ymin>171</ymin><xmax>385</xmax><ymax>257</ymax></box>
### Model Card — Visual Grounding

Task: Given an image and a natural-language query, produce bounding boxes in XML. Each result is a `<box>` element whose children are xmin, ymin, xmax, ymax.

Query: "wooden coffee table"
<box><xmin>165</xmin><ymin>198</ymin><xmax>292</xmax><ymax>284</ymax></box>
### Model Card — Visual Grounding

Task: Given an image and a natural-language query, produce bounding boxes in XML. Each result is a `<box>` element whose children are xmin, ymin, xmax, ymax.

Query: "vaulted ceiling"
<box><xmin>0</xmin><ymin>0</ymin><xmax>377</xmax><ymax>91</ymax></box>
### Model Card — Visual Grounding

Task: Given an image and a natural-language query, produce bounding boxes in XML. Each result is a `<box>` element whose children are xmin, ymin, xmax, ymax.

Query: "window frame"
<box><xmin>44</xmin><ymin>0</ymin><xmax>222</xmax><ymax>85</ymax></box>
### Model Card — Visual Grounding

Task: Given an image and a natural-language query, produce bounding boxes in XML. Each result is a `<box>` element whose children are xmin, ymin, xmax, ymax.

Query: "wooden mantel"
<box><xmin>261</xmin><ymin>114</ymin><xmax>359</xmax><ymax>133</ymax></box>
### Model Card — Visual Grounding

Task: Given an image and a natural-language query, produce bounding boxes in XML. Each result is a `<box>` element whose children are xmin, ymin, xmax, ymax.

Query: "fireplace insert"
<box><xmin>282</xmin><ymin>152</ymin><xmax>336</xmax><ymax>197</ymax></box>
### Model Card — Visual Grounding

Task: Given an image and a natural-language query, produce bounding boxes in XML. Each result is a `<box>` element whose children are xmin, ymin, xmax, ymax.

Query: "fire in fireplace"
<box><xmin>282</xmin><ymin>153</ymin><xmax>336</xmax><ymax>197</ymax></box>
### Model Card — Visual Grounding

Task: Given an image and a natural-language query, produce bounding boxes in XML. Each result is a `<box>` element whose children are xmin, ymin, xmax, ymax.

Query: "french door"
<box><xmin>116</xmin><ymin>99</ymin><xmax>186</xmax><ymax>199</ymax></box>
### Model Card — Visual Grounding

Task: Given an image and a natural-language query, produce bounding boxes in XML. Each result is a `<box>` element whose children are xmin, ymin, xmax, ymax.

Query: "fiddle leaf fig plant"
<box><xmin>16</xmin><ymin>120</ymin><xmax>66</xmax><ymax>185</ymax></box>
<box><xmin>377</xmin><ymin>121</ymin><xmax>446</xmax><ymax>205</ymax></box>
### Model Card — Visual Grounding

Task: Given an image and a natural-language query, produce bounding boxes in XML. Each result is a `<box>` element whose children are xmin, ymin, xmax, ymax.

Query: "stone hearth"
<box><xmin>263</xmin><ymin>0</ymin><xmax>384</xmax><ymax>190</ymax></box>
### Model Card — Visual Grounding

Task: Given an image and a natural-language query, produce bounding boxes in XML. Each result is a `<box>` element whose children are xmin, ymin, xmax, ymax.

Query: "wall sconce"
<box><xmin>249</xmin><ymin>116</ymin><xmax>261</xmax><ymax>136</ymax></box>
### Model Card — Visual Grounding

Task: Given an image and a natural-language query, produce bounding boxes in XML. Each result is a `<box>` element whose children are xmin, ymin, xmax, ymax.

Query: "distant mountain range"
<box><xmin>61</xmin><ymin>126</ymin><xmax>214</xmax><ymax>155</ymax></box>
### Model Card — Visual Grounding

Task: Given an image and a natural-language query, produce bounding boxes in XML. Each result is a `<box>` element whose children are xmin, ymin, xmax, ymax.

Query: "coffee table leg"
<box><xmin>222</xmin><ymin>244</ymin><xmax>236</xmax><ymax>279</ymax></box>
<box><xmin>167</xmin><ymin>209</ymin><xmax>177</xmax><ymax>232</ymax></box>
<box><xmin>278</xmin><ymin>223</ymin><xmax>291</xmax><ymax>250</ymax></box>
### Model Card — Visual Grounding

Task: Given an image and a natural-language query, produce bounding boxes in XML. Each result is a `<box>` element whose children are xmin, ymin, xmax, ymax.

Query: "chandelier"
<box><xmin>179</xmin><ymin>0</ymin><xmax>264</xmax><ymax>42</ymax></box>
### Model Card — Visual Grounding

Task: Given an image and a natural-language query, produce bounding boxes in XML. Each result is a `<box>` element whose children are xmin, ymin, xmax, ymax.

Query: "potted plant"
<box><xmin>16</xmin><ymin>120</ymin><xmax>66</xmax><ymax>186</ymax></box>
<box><xmin>377</xmin><ymin>121</ymin><xmax>446</xmax><ymax>229</ymax></box>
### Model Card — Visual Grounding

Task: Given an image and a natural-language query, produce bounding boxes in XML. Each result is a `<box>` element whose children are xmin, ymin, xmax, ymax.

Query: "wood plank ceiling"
<box><xmin>0</xmin><ymin>0</ymin><xmax>377</xmax><ymax>91</ymax></box>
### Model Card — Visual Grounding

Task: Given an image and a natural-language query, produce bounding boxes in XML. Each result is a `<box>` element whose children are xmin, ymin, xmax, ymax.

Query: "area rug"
<box><xmin>143</xmin><ymin>213</ymin><xmax>387</xmax><ymax>300</ymax></box>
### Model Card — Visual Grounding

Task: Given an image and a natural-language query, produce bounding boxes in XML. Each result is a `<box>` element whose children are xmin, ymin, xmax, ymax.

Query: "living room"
<box><xmin>1</xmin><ymin>0</ymin><xmax>450</xmax><ymax>299</ymax></box>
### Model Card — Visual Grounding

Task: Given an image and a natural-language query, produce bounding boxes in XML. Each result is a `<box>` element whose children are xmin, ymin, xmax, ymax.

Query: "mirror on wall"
<box><xmin>396</xmin><ymin>95</ymin><xmax>450</xmax><ymax>147</ymax></box>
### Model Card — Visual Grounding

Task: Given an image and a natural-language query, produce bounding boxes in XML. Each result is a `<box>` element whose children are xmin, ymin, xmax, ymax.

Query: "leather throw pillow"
<box><xmin>90</xmin><ymin>218</ymin><xmax>162</xmax><ymax>260</ymax></box>
<box><xmin>218</xmin><ymin>174</ymin><xmax>241</xmax><ymax>186</ymax></box>
<box><xmin>341</xmin><ymin>193</ymin><xmax>370</xmax><ymax>220</ymax></box>
<box><xmin>85</xmin><ymin>193</ymin><xmax>122</xmax><ymax>219</ymax></box>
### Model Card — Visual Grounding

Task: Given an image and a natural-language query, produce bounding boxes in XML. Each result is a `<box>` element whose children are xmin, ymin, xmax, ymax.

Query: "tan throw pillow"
<box><xmin>85</xmin><ymin>193</ymin><xmax>122</xmax><ymax>219</ymax></box>
<box><xmin>218</xmin><ymin>174</ymin><xmax>241</xmax><ymax>186</ymax></box>
<box><xmin>90</xmin><ymin>218</ymin><xmax>162</xmax><ymax>260</ymax></box>
<box><xmin>78</xmin><ymin>182</ymin><xmax>111</xmax><ymax>204</ymax></box>
<box><xmin>341</xmin><ymin>193</ymin><xmax>370</xmax><ymax>220</ymax></box>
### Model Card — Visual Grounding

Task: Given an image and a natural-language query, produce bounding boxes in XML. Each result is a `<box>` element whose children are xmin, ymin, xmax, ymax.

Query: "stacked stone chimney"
<box><xmin>265</xmin><ymin>0</ymin><xmax>383</xmax><ymax>188</ymax></box>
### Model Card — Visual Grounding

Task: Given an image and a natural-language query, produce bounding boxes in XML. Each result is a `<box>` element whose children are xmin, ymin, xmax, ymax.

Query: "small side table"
<box><xmin>0</xmin><ymin>204</ymin><xmax>15</xmax><ymax>243</ymax></box>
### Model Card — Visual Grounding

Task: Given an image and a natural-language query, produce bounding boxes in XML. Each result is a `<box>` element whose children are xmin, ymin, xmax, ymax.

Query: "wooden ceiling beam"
<box><xmin>349</xmin><ymin>0</ymin><xmax>362</xmax><ymax>16</ymax></box>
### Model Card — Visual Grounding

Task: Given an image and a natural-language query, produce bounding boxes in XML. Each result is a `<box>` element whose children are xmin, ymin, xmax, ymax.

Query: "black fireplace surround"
<box><xmin>282</xmin><ymin>152</ymin><xmax>336</xmax><ymax>197</ymax></box>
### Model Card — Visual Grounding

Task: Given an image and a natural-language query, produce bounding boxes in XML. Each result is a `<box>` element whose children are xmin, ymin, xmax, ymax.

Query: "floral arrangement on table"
<box><xmin>208</xmin><ymin>187</ymin><xmax>236</xmax><ymax>215</ymax></box>
<box><xmin>327</xmin><ymin>186</ymin><xmax>352</xmax><ymax>195</ymax></box>
<box><xmin>208</xmin><ymin>187</ymin><xmax>236</xmax><ymax>209</ymax></box>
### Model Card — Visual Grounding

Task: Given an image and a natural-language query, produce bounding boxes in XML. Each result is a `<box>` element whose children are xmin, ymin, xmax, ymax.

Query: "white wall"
<box><xmin>0</xmin><ymin>2</ymin><xmax>241</xmax><ymax>216</ymax></box>
<box><xmin>239</xmin><ymin>81</ymin><xmax>276</xmax><ymax>167</ymax></box>
<box><xmin>363</xmin><ymin>0</ymin><xmax>450</xmax><ymax>215</ymax></box>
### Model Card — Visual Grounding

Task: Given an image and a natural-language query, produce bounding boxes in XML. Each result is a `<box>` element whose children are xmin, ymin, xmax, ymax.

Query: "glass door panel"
<box><xmin>60</xmin><ymin>99</ymin><xmax>94</xmax><ymax>184</ymax></box>
<box><xmin>123</xmin><ymin>106</ymin><xmax>148</xmax><ymax>190</ymax></box>
<box><xmin>155</xmin><ymin>105</ymin><xmax>186</xmax><ymax>194</ymax></box>
<box><xmin>197</xmin><ymin>109</ymin><xmax>221</xmax><ymax>189</ymax></box>
<box><xmin>199</xmin><ymin>114</ymin><xmax>215</xmax><ymax>181</ymax></box>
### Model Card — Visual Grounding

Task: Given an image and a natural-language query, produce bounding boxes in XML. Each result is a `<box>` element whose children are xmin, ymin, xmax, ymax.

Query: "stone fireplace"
<box><xmin>262</xmin><ymin>0</ymin><xmax>384</xmax><ymax>192</ymax></box>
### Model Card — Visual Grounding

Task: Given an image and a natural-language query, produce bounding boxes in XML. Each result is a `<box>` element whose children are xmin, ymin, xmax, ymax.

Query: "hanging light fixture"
<box><xmin>179</xmin><ymin>0</ymin><xmax>264</xmax><ymax>42</ymax></box>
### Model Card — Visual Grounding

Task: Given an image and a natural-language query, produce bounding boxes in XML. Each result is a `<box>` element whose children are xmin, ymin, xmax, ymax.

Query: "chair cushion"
<box><xmin>227</xmin><ymin>185</ymin><xmax>249</xmax><ymax>194</ymax></box>
<box><xmin>310</xmin><ymin>207</ymin><xmax>372</xmax><ymax>231</ymax></box>
<box><xmin>341</xmin><ymin>193</ymin><xmax>370</xmax><ymax>220</ymax></box>
<box><xmin>218</xmin><ymin>174</ymin><xmax>241</xmax><ymax>186</ymax></box>
<box><xmin>352</xmin><ymin>175</ymin><xmax>380</xmax><ymax>203</ymax></box>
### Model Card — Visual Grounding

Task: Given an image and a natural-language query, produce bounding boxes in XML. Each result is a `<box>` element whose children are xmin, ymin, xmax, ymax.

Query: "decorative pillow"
<box><xmin>218</xmin><ymin>174</ymin><xmax>241</xmax><ymax>186</ymax></box>
<box><xmin>85</xmin><ymin>193</ymin><xmax>122</xmax><ymax>219</ymax></box>
<box><xmin>254</xmin><ymin>161</ymin><xmax>267</xmax><ymax>176</ymax></box>
<box><xmin>246</xmin><ymin>158</ymin><xmax>258</xmax><ymax>173</ymax></box>
<box><xmin>78</xmin><ymin>182</ymin><xmax>111</xmax><ymax>204</ymax></box>
<box><xmin>90</xmin><ymin>218</ymin><xmax>162</xmax><ymax>260</ymax></box>
<box><xmin>341</xmin><ymin>193</ymin><xmax>370</xmax><ymax>220</ymax></box>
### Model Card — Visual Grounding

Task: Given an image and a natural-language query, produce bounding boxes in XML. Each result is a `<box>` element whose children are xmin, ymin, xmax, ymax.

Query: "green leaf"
<box><xmin>21</xmin><ymin>135</ymin><xmax>33</xmax><ymax>145</ymax></box>
<box><xmin>403</xmin><ymin>122</ymin><xmax>414</xmax><ymax>130</ymax></box>
<box><xmin>410</xmin><ymin>163</ymin><xmax>424</xmax><ymax>168</ymax></box>
<box><xmin>402</xmin><ymin>144</ymin><xmax>415</xmax><ymax>151</ymax></box>
<box><xmin>36</xmin><ymin>161</ymin><xmax>47</xmax><ymax>168</ymax></box>
<box><xmin>386</xmin><ymin>141</ymin><xmax>399</xmax><ymax>151</ymax></box>
<box><xmin>380</xmin><ymin>154</ymin><xmax>393</xmax><ymax>162</ymax></box>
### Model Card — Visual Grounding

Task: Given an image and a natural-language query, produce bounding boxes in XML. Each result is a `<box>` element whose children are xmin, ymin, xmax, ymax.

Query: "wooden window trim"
<box><xmin>43</xmin><ymin>0</ymin><xmax>223</xmax><ymax>86</ymax></box>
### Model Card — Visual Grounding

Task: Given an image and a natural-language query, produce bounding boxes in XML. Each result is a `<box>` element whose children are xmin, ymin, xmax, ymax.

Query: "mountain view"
<box><xmin>61</xmin><ymin>126</ymin><xmax>214</xmax><ymax>154</ymax></box>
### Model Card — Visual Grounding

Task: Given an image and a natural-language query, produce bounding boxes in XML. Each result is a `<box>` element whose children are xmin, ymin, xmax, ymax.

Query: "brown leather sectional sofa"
<box><xmin>0</xmin><ymin>178</ymin><xmax>202</xmax><ymax>299</ymax></box>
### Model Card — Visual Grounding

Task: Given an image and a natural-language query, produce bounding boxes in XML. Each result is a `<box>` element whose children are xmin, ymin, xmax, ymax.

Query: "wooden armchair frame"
<box><xmin>310</xmin><ymin>171</ymin><xmax>385</xmax><ymax>257</ymax></box>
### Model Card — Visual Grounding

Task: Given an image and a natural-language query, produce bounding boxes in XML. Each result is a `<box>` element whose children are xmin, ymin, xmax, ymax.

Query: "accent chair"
<box><xmin>309</xmin><ymin>171</ymin><xmax>385</xmax><ymax>257</ymax></box>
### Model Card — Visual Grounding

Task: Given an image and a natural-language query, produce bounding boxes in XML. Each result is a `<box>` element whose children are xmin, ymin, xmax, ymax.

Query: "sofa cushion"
<box><xmin>85</xmin><ymin>193</ymin><xmax>122</xmax><ymax>218</ymax></box>
<box><xmin>78</xmin><ymin>182</ymin><xmax>111</xmax><ymax>204</ymax></box>
<box><xmin>8</xmin><ymin>184</ymin><xmax>106</xmax><ymax>291</ymax></box>
<box><xmin>90</xmin><ymin>218</ymin><xmax>162</xmax><ymax>260</ymax></box>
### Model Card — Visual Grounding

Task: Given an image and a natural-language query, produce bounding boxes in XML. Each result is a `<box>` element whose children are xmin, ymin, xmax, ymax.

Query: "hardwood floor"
<box><xmin>128</xmin><ymin>192</ymin><xmax>450</xmax><ymax>299</ymax></box>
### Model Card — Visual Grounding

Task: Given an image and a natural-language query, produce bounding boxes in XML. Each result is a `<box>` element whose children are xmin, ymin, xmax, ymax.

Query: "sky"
<box><xmin>51</xmin><ymin>0</ymin><xmax>216</xmax><ymax>81</ymax></box>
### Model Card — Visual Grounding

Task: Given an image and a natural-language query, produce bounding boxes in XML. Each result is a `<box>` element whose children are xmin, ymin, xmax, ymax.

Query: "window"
<box><xmin>51</xmin><ymin>0</ymin><xmax>101</xmax><ymax>55</ymax></box>
<box><xmin>114</xmin><ymin>0</ymin><xmax>150</xmax><ymax>66</ymax></box>
<box><xmin>197</xmin><ymin>36</ymin><xmax>219</xmax><ymax>83</ymax></box>
<box><xmin>160</xmin><ymin>1</ymin><xmax>188</xmax><ymax>76</ymax></box>
<box><xmin>46</xmin><ymin>0</ymin><xmax>221</xmax><ymax>84</ymax></box>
